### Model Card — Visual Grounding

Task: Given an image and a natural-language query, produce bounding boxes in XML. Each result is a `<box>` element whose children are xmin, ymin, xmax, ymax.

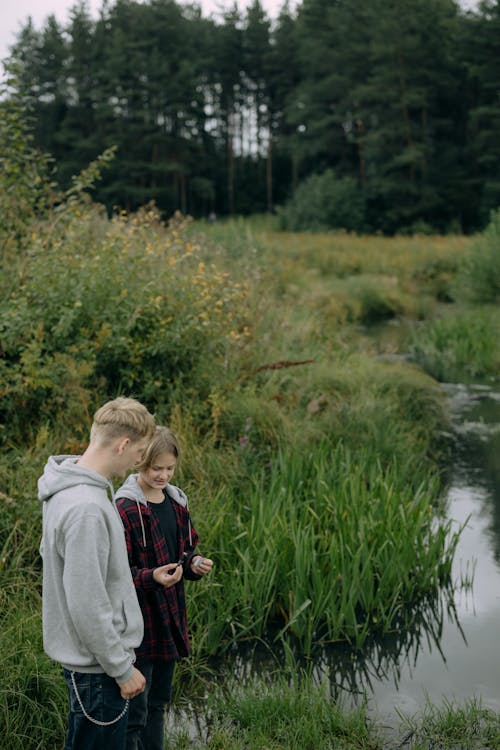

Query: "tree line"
<box><xmin>4</xmin><ymin>0</ymin><xmax>500</xmax><ymax>233</ymax></box>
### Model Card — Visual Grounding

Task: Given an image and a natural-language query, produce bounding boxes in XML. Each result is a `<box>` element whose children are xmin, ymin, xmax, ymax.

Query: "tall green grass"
<box><xmin>0</xmin><ymin>480</ymin><xmax>67</xmax><ymax>749</ymax></box>
<box><xmin>409</xmin><ymin>306</ymin><xmax>500</xmax><ymax>381</ymax></box>
<box><xmin>187</xmin><ymin>442</ymin><xmax>460</xmax><ymax>656</ymax></box>
<box><xmin>453</xmin><ymin>207</ymin><xmax>500</xmax><ymax>304</ymax></box>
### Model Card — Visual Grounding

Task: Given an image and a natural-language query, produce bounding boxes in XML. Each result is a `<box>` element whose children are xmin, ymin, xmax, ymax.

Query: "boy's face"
<box><xmin>140</xmin><ymin>451</ymin><xmax>176</xmax><ymax>491</ymax></box>
<box><xmin>115</xmin><ymin>436</ymin><xmax>149</xmax><ymax>477</ymax></box>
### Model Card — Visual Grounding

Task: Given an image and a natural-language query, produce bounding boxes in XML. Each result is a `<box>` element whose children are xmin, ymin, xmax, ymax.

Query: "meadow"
<box><xmin>1</xmin><ymin>165</ymin><xmax>500</xmax><ymax>746</ymax></box>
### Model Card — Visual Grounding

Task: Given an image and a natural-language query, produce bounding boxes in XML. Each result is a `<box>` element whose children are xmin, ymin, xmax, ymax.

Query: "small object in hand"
<box><xmin>168</xmin><ymin>560</ymin><xmax>183</xmax><ymax>575</ymax></box>
<box><xmin>193</xmin><ymin>556</ymin><xmax>204</xmax><ymax>568</ymax></box>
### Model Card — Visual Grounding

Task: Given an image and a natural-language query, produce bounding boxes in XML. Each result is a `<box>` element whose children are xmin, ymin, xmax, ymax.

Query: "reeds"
<box><xmin>409</xmin><ymin>306</ymin><xmax>500</xmax><ymax>381</ymax></box>
<box><xmin>187</xmin><ymin>441</ymin><xmax>459</xmax><ymax>656</ymax></box>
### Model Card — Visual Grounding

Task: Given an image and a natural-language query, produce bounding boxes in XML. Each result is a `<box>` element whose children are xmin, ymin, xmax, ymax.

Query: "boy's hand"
<box><xmin>119</xmin><ymin>667</ymin><xmax>146</xmax><ymax>699</ymax></box>
<box><xmin>153</xmin><ymin>563</ymin><xmax>183</xmax><ymax>587</ymax></box>
<box><xmin>191</xmin><ymin>556</ymin><xmax>213</xmax><ymax>575</ymax></box>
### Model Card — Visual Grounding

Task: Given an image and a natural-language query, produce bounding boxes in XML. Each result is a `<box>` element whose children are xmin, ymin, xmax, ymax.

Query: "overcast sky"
<box><xmin>0</xmin><ymin>0</ymin><xmax>299</xmax><ymax>64</ymax></box>
<box><xmin>1</xmin><ymin>0</ymin><xmax>479</xmax><ymax>67</ymax></box>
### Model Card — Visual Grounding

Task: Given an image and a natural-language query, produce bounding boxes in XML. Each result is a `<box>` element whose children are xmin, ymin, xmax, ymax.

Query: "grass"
<box><xmin>409</xmin><ymin>306</ymin><xmax>500</xmax><ymax>381</ymax></box>
<box><xmin>1</xmin><ymin>203</ymin><xmax>497</xmax><ymax>746</ymax></box>
<box><xmin>185</xmin><ymin>441</ymin><xmax>460</xmax><ymax>657</ymax></box>
<box><xmin>162</xmin><ymin>672</ymin><xmax>500</xmax><ymax>750</ymax></box>
<box><xmin>398</xmin><ymin>697</ymin><xmax>500</xmax><ymax>749</ymax></box>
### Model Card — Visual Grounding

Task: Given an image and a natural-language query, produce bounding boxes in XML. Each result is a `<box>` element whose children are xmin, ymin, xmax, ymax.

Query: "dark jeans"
<box><xmin>126</xmin><ymin>660</ymin><xmax>176</xmax><ymax>750</ymax></box>
<box><xmin>63</xmin><ymin>669</ymin><xmax>129</xmax><ymax>750</ymax></box>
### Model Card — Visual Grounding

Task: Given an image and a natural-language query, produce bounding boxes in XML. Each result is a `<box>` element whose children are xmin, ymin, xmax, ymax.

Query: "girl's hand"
<box><xmin>191</xmin><ymin>555</ymin><xmax>213</xmax><ymax>576</ymax></box>
<box><xmin>153</xmin><ymin>562</ymin><xmax>183</xmax><ymax>587</ymax></box>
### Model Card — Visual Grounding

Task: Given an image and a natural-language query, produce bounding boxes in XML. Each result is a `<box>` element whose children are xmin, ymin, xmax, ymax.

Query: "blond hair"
<box><xmin>90</xmin><ymin>397</ymin><xmax>155</xmax><ymax>445</ymax></box>
<box><xmin>138</xmin><ymin>426</ymin><xmax>181</xmax><ymax>471</ymax></box>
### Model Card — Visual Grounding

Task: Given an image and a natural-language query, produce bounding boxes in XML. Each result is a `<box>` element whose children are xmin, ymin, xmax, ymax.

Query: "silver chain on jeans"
<box><xmin>70</xmin><ymin>671</ymin><xmax>129</xmax><ymax>727</ymax></box>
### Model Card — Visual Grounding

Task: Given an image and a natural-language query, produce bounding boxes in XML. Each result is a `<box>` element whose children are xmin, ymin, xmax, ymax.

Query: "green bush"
<box><xmin>0</xmin><ymin>206</ymin><xmax>249</xmax><ymax>446</ymax></box>
<box><xmin>277</xmin><ymin>170</ymin><xmax>366</xmax><ymax>232</ymax></box>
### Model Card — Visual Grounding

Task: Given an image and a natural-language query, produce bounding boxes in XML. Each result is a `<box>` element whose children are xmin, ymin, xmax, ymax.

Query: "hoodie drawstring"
<box><xmin>135</xmin><ymin>500</ymin><xmax>147</xmax><ymax>548</ymax></box>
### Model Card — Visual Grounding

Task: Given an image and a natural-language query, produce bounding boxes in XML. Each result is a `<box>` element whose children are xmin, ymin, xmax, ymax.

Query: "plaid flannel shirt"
<box><xmin>116</xmin><ymin>493</ymin><xmax>200</xmax><ymax>662</ymax></box>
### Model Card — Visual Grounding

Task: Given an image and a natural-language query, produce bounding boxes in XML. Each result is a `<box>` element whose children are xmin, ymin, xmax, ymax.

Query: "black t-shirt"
<box><xmin>150</xmin><ymin>493</ymin><xmax>179</xmax><ymax>561</ymax></box>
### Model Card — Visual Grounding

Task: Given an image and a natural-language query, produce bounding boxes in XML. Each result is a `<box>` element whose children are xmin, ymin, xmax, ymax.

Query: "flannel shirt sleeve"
<box><xmin>117</xmin><ymin>501</ymin><xmax>159</xmax><ymax>591</ymax></box>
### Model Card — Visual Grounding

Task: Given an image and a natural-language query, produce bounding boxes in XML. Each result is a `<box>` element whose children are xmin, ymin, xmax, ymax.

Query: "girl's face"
<box><xmin>140</xmin><ymin>451</ymin><xmax>176</xmax><ymax>491</ymax></box>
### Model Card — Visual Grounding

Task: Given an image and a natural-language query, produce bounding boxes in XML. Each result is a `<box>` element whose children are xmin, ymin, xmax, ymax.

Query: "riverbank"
<box><xmin>2</xmin><ymin>206</ymin><xmax>500</xmax><ymax>747</ymax></box>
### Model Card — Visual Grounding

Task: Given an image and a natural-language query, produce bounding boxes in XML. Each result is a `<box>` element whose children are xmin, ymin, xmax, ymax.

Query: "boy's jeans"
<box><xmin>63</xmin><ymin>669</ymin><xmax>129</xmax><ymax>750</ymax></box>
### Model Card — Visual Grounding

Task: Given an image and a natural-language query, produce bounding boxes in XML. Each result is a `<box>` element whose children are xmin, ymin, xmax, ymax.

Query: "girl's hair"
<box><xmin>138</xmin><ymin>425</ymin><xmax>181</xmax><ymax>470</ymax></box>
<box><xmin>90</xmin><ymin>396</ymin><xmax>155</xmax><ymax>445</ymax></box>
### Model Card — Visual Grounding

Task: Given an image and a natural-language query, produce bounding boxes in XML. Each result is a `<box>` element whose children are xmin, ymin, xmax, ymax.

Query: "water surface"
<box><xmin>332</xmin><ymin>380</ymin><xmax>500</xmax><ymax>720</ymax></box>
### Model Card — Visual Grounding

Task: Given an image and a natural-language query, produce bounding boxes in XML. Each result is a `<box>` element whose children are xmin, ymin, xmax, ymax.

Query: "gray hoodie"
<box><xmin>38</xmin><ymin>455</ymin><xmax>144</xmax><ymax>684</ymax></box>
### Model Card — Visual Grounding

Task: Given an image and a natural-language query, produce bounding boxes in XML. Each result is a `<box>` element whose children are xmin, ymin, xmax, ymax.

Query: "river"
<box><xmin>360</xmin><ymin>378</ymin><xmax>500</xmax><ymax>721</ymax></box>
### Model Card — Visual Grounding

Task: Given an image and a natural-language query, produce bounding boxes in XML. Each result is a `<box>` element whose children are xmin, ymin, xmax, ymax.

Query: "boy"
<box><xmin>38</xmin><ymin>396</ymin><xmax>156</xmax><ymax>750</ymax></box>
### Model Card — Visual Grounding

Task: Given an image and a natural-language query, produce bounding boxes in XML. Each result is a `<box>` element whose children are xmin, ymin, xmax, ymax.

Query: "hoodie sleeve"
<box><xmin>59</xmin><ymin>508</ymin><xmax>136</xmax><ymax>682</ymax></box>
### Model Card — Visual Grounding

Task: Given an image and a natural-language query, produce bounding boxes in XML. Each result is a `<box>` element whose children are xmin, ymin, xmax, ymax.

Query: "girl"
<box><xmin>116</xmin><ymin>426</ymin><xmax>212</xmax><ymax>750</ymax></box>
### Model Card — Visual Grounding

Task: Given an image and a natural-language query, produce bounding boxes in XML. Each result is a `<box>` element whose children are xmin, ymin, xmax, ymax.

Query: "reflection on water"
<box><xmin>210</xmin><ymin>587</ymin><xmax>466</xmax><ymax>701</ymax></box>
<box><xmin>313</xmin><ymin>594</ymin><xmax>467</xmax><ymax>701</ymax></box>
<box><xmin>361</xmin><ymin>381</ymin><xmax>500</xmax><ymax>719</ymax></box>
<box><xmin>446</xmin><ymin>383</ymin><xmax>500</xmax><ymax>566</ymax></box>
<box><xmin>170</xmin><ymin>380</ymin><xmax>500</xmax><ymax>735</ymax></box>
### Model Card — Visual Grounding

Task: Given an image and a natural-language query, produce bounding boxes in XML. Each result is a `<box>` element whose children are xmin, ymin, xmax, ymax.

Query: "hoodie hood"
<box><xmin>38</xmin><ymin>455</ymin><xmax>114</xmax><ymax>503</ymax></box>
<box><xmin>116</xmin><ymin>473</ymin><xmax>191</xmax><ymax>548</ymax></box>
<box><xmin>116</xmin><ymin>473</ymin><xmax>188</xmax><ymax>508</ymax></box>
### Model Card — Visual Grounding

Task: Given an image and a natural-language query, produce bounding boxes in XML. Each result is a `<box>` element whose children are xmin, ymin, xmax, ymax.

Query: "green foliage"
<box><xmin>277</xmin><ymin>170</ymin><xmax>366</xmax><ymax>232</ymax></box>
<box><xmin>206</xmin><ymin>672</ymin><xmax>377</xmax><ymax>750</ymax></box>
<box><xmin>0</xmin><ymin>65</ymin><xmax>54</xmax><ymax>254</ymax></box>
<box><xmin>188</xmin><ymin>440</ymin><xmax>458</xmax><ymax>656</ymax></box>
<box><xmin>453</xmin><ymin>207</ymin><xmax>500</xmax><ymax>304</ymax></box>
<box><xmin>0</xmin><ymin>607</ymin><xmax>66</xmax><ymax>750</ymax></box>
<box><xmin>0</xmin><ymin>206</ymin><xmax>249</xmax><ymax>446</ymax></box>
<box><xmin>212</xmin><ymin>356</ymin><xmax>448</xmax><ymax>476</ymax></box>
<box><xmin>0</xmin><ymin>91</ymin><xmax>488</xmax><ymax>741</ymax></box>
<box><xmin>409</xmin><ymin>306</ymin><xmax>500</xmax><ymax>381</ymax></box>
<box><xmin>0</xmin><ymin>454</ymin><xmax>67</xmax><ymax>749</ymax></box>
<box><xmin>399</xmin><ymin>697</ymin><xmax>500</xmax><ymax>750</ymax></box>
<box><xmin>7</xmin><ymin>0</ymin><xmax>500</xmax><ymax>231</ymax></box>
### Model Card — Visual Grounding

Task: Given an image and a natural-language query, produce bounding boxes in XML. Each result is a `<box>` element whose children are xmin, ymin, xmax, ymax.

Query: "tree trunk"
<box><xmin>266</xmin><ymin>131</ymin><xmax>273</xmax><ymax>212</ymax></box>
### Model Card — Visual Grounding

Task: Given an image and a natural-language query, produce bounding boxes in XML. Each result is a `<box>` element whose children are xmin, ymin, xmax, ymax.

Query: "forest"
<box><xmin>4</xmin><ymin>0</ymin><xmax>500</xmax><ymax>234</ymax></box>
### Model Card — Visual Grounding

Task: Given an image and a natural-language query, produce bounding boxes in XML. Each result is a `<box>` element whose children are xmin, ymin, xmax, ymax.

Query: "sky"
<box><xmin>0</xmin><ymin>0</ymin><xmax>297</xmax><ymax>65</ymax></box>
